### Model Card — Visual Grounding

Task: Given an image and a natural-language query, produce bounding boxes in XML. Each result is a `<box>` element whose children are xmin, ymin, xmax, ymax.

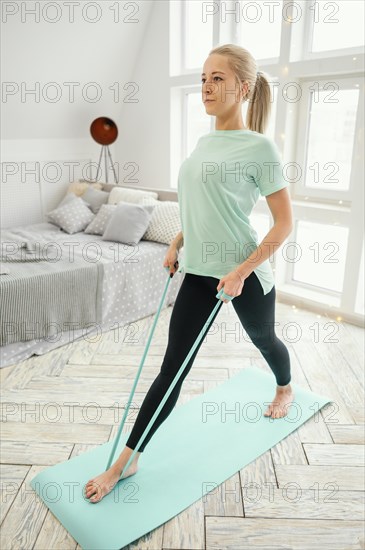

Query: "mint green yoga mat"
<box><xmin>29</xmin><ymin>270</ymin><xmax>332</xmax><ymax>549</ymax></box>
<box><xmin>30</xmin><ymin>367</ymin><xmax>332</xmax><ymax>549</ymax></box>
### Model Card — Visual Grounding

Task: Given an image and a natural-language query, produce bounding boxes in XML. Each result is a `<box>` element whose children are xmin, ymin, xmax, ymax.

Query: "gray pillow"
<box><xmin>48</xmin><ymin>192</ymin><xmax>90</xmax><ymax>212</ymax></box>
<box><xmin>47</xmin><ymin>196</ymin><xmax>95</xmax><ymax>234</ymax></box>
<box><xmin>82</xmin><ymin>186</ymin><xmax>109</xmax><ymax>214</ymax></box>
<box><xmin>102</xmin><ymin>202</ymin><xmax>155</xmax><ymax>245</ymax></box>
<box><xmin>84</xmin><ymin>204</ymin><xmax>117</xmax><ymax>235</ymax></box>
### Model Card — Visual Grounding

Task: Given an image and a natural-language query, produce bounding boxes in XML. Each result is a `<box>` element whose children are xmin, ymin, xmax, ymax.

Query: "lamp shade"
<box><xmin>90</xmin><ymin>117</ymin><xmax>118</xmax><ymax>145</ymax></box>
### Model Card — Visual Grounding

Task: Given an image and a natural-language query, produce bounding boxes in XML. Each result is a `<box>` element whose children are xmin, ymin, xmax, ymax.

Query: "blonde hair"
<box><xmin>208</xmin><ymin>43</ymin><xmax>272</xmax><ymax>134</ymax></box>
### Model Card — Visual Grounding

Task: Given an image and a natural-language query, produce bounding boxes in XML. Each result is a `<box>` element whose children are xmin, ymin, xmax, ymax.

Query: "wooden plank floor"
<box><xmin>1</xmin><ymin>301</ymin><xmax>364</xmax><ymax>550</ymax></box>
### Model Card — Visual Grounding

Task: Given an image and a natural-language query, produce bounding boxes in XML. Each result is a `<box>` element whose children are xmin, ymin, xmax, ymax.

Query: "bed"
<box><xmin>0</xmin><ymin>183</ymin><xmax>184</xmax><ymax>368</ymax></box>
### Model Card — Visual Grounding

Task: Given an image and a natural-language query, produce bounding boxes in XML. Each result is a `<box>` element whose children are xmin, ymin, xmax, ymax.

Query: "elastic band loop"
<box><xmin>105</xmin><ymin>268</ymin><xmax>172</xmax><ymax>471</ymax></box>
<box><xmin>107</xmin><ymin>270</ymin><xmax>232</xmax><ymax>480</ymax></box>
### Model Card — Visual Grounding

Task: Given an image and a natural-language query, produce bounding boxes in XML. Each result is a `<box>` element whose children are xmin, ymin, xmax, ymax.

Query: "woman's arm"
<box><xmin>170</xmin><ymin>230</ymin><xmax>184</xmax><ymax>251</ymax></box>
<box><xmin>236</xmin><ymin>187</ymin><xmax>293</xmax><ymax>278</ymax></box>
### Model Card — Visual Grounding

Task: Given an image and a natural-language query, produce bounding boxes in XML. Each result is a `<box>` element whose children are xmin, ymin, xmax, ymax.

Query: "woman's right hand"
<box><xmin>163</xmin><ymin>246</ymin><xmax>179</xmax><ymax>277</ymax></box>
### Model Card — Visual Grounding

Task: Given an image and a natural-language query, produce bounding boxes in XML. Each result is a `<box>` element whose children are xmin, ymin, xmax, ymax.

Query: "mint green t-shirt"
<box><xmin>177</xmin><ymin>129</ymin><xmax>289</xmax><ymax>295</ymax></box>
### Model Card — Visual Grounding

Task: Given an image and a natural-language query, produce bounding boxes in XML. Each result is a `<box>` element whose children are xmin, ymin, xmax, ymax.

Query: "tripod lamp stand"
<box><xmin>90</xmin><ymin>117</ymin><xmax>119</xmax><ymax>183</ymax></box>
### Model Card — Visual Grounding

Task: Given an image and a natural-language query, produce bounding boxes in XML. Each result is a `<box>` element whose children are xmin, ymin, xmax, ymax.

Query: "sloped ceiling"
<box><xmin>1</xmin><ymin>1</ymin><xmax>154</xmax><ymax>139</ymax></box>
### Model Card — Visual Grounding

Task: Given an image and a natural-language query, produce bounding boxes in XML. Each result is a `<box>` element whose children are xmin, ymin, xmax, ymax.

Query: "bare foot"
<box><xmin>84</xmin><ymin>460</ymin><xmax>138</xmax><ymax>503</ymax></box>
<box><xmin>264</xmin><ymin>383</ymin><xmax>294</xmax><ymax>419</ymax></box>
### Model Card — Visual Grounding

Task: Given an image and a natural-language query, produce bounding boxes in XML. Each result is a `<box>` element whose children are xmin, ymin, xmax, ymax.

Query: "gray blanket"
<box><xmin>0</xmin><ymin>222</ymin><xmax>184</xmax><ymax>366</ymax></box>
<box><xmin>0</xmin><ymin>225</ymin><xmax>104</xmax><ymax>346</ymax></box>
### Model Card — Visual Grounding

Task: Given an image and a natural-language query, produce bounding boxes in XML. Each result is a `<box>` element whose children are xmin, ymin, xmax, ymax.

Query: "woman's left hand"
<box><xmin>216</xmin><ymin>269</ymin><xmax>247</xmax><ymax>303</ymax></box>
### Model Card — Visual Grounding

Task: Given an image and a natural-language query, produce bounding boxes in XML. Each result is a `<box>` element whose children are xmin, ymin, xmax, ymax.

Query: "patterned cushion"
<box><xmin>84</xmin><ymin>204</ymin><xmax>117</xmax><ymax>235</ymax></box>
<box><xmin>142</xmin><ymin>200</ymin><xmax>181</xmax><ymax>245</ymax></box>
<box><xmin>55</xmin><ymin>192</ymin><xmax>90</xmax><ymax>209</ymax></box>
<box><xmin>47</xmin><ymin>196</ymin><xmax>95</xmax><ymax>234</ymax></box>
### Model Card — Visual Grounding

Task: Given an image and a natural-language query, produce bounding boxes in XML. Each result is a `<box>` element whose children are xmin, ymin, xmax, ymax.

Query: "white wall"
<box><xmin>116</xmin><ymin>1</ymin><xmax>171</xmax><ymax>190</ymax></box>
<box><xmin>1</xmin><ymin>0</ymin><xmax>168</xmax><ymax>227</ymax></box>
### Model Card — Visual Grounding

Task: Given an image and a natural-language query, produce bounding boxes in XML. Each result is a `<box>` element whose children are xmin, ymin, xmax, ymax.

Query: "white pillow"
<box><xmin>142</xmin><ymin>200</ymin><xmax>181</xmax><ymax>245</ymax></box>
<box><xmin>108</xmin><ymin>187</ymin><xmax>158</xmax><ymax>205</ymax></box>
<box><xmin>139</xmin><ymin>196</ymin><xmax>159</xmax><ymax>206</ymax></box>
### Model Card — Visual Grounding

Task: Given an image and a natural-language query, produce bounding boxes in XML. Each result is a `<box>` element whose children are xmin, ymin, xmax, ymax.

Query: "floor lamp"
<box><xmin>90</xmin><ymin>117</ymin><xmax>119</xmax><ymax>183</ymax></box>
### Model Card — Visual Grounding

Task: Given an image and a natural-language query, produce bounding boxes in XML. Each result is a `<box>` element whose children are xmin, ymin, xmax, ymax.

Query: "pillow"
<box><xmin>54</xmin><ymin>192</ymin><xmax>90</xmax><ymax>209</ymax></box>
<box><xmin>142</xmin><ymin>200</ymin><xmax>181</xmax><ymax>245</ymax></box>
<box><xmin>139</xmin><ymin>196</ymin><xmax>159</xmax><ymax>207</ymax></box>
<box><xmin>102</xmin><ymin>202</ymin><xmax>155</xmax><ymax>246</ymax></box>
<box><xmin>84</xmin><ymin>204</ymin><xmax>117</xmax><ymax>235</ymax></box>
<box><xmin>82</xmin><ymin>186</ymin><xmax>109</xmax><ymax>214</ymax></box>
<box><xmin>107</xmin><ymin>186</ymin><xmax>158</xmax><ymax>205</ymax></box>
<box><xmin>47</xmin><ymin>196</ymin><xmax>95</xmax><ymax>234</ymax></box>
<box><xmin>67</xmin><ymin>181</ymin><xmax>103</xmax><ymax>196</ymax></box>
<box><xmin>45</xmin><ymin>193</ymin><xmax>90</xmax><ymax>223</ymax></box>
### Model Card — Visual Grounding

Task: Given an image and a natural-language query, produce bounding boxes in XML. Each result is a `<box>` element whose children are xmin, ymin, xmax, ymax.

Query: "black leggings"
<box><xmin>125</xmin><ymin>271</ymin><xmax>291</xmax><ymax>452</ymax></box>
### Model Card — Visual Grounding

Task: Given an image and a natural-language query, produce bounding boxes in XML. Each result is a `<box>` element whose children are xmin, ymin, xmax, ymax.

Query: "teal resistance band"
<box><xmin>105</xmin><ymin>268</ymin><xmax>234</xmax><ymax>478</ymax></box>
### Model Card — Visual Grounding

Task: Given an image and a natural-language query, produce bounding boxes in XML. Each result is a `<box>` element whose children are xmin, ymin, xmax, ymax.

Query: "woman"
<box><xmin>85</xmin><ymin>43</ymin><xmax>294</xmax><ymax>503</ymax></box>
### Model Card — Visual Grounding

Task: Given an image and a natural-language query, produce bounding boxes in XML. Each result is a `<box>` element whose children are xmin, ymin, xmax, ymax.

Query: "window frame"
<box><xmin>170</xmin><ymin>0</ymin><xmax>365</xmax><ymax>323</ymax></box>
<box><xmin>302</xmin><ymin>0</ymin><xmax>365</xmax><ymax>60</ymax></box>
<box><xmin>294</xmin><ymin>75</ymin><xmax>362</xmax><ymax>204</ymax></box>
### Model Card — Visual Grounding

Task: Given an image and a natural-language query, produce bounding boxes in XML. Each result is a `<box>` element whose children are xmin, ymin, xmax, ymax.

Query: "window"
<box><xmin>184</xmin><ymin>1</ymin><xmax>213</xmax><ymax>70</ymax></box>
<box><xmin>304</xmin><ymin>84</ymin><xmax>359</xmax><ymax>192</ymax></box>
<box><xmin>292</xmin><ymin>220</ymin><xmax>349</xmax><ymax>293</ymax></box>
<box><xmin>311</xmin><ymin>0</ymin><xmax>364</xmax><ymax>53</ymax></box>
<box><xmin>250</xmin><ymin>213</ymin><xmax>271</xmax><ymax>243</ymax></box>
<box><xmin>186</xmin><ymin>91</ymin><xmax>211</xmax><ymax>156</ymax></box>
<box><xmin>239</xmin><ymin>0</ymin><xmax>282</xmax><ymax>60</ymax></box>
<box><xmin>170</xmin><ymin>0</ymin><xmax>364</xmax><ymax>322</ymax></box>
